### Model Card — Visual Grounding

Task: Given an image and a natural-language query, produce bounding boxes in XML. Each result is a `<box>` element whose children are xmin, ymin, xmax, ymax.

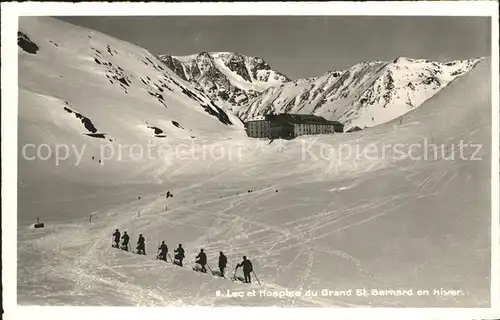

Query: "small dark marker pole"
<box><xmin>89</xmin><ymin>214</ymin><xmax>92</xmax><ymax>223</ymax></box>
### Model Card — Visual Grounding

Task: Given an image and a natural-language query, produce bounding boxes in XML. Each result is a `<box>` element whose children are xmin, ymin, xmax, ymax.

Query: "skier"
<box><xmin>158</xmin><ymin>241</ymin><xmax>168</xmax><ymax>261</ymax></box>
<box><xmin>174</xmin><ymin>244</ymin><xmax>185</xmax><ymax>266</ymax></box>
<box><xmin>136</xmin><ymin>234</ymin><xmax>146</xmax><ymax>255</ymax></box>
<box><xmin>195</xmin><ymin>249</ymin><xmax>207</xmax><ymax>273</ymax></box>
<box><xmin>112</xmin><ymin>229</ymin><xmax>120</xmax><ymax>248</ymax></box>
<box><xmin>235</xmin><ymin>256</ymin><xmax>253</xmax><ymax>283</ymax></box>
<box><xmin>121</xmin><ymin>231</ymin><xmax>130</xmax><ymax>251</ymax></box>
<box><xmin>218</xmin><ymin>251</ymin><xmax>227</xmax><ymax>278</ymax></box>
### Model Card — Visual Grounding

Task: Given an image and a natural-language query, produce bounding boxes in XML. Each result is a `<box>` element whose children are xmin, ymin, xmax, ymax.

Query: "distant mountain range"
<box><xmin>158</xmin><ymin>52</ymin><xmax>290</xmax><ymax>111</ymax></box>
<box><xmin>159</xmin><ymin>52</ymin><xmax>483</xmax><ymax>130</ymax></box>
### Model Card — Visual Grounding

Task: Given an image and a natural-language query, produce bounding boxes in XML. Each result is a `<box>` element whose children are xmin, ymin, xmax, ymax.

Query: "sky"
<box><xmin>58</xmin><ymin>16</ymin><xmax>491</xmax><ymax>79</ymax></box>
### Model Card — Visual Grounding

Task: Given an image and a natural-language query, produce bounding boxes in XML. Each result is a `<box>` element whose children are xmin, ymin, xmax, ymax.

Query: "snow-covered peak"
<box><xmin>238</xmin><ymin>56</ymin><xmax>483</xmax><ymax>131</ymax></box>
<box><xmin>158</xmin><ymin>51</ymin><xmax>291</xmax><ymax>111</ymax></box>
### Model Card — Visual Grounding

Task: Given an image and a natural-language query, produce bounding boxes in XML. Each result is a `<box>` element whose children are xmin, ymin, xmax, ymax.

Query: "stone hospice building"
<box><xmin>245</xmin><ymin>114</ymin><xmax>344</xmax><ymax>139</ymax></box>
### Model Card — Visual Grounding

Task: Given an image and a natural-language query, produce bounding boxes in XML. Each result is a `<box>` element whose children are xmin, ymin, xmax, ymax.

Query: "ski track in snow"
<box><xmin>71</xmin><ymin>156</ymin><xmax>452</xmax><ymax>306</ymax></box>
<box><xmin>290</xmin><ymin>231</ymin><xmax>314</xmax><ymax>307</ymax></box>
<box><xmin>20</xmin><ymin>176</ymin><xmax>378</xmax><ymax>307</ymax></box>
<box><xmin>18</xmin><ymin>150</ymin><xmax>477</xmax><ymax>307</ymax></box>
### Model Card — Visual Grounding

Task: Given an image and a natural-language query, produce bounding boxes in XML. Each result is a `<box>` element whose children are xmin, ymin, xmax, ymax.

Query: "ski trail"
<box><xmin>18</xmin><ymin>139</ymin><xmax>470</xmax><ymax>307</ymax></box>
<box><xmin>268</xmin><ymin>234</ymin><xmax>289</xmax><ymax>254</ymax></box>
<box><xmin>83</xmin><ymin>180</ymin><xmax>392</xmax><ymax>306</ymax></box>
<box><xmin>418</xmin><ymin>167</ymin><xmax>447</xmax><ymax>192</ymax></box>
<box><xmin>262</xmin><ymin>199</ymin><xmax>410</xmax><ymax>257</ymax></box>
<box><xmin>43</xmin><ymin>194</ymin><xmax>174</xmax><ymax>304</ymax></box>
<box><xmin>312</xmin><ymin>200</ymin><xmax>411</xmax><ymax>242</ymax></box>
<box><xmin>276</xmin><ymin>247</ymin><xmax>305</xmax><ymax>277</ymax></box>
<box><xmin>314</xmin><ymin>246</ymin><xmax>366</xmax><ymax>273</ymax></box>
<box><xmin>274</xmin><ymin>192</ymin><xmax>414</xmax><ymax>246</ymax></box>
<box><xmin>290</xmin><ymin>232</ymin><xmax>314</xmax><ymax>308</ymax></box>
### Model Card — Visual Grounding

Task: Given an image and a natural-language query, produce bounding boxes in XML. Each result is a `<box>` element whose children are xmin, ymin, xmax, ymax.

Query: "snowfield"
<box><xmin>17</xmin><ymin>17</ymin><xmax>491</xmax><ymax>307</ymax></box>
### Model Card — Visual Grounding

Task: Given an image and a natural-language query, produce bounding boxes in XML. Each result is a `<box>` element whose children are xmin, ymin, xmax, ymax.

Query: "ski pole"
<box><xmin>206</xmin><ymin>263</ymin><xmax>214</xmax><ymax>275</ymax></box>
<box><xmin>252</xmin><ymin>270</ymin><xmax>261</xmax><ymax>286</ymax></box>
<box><xmin>167</xmin><ymin>253</ymin><xmax>173</xmax><ymax>263</ymax></box>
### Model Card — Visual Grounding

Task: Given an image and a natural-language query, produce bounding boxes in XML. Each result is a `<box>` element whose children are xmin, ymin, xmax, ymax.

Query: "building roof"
<box><xmin>264</xmin><ymin>114</ymin><xmax>343</xmax><ymax>126</ymax></box>
<box><xmin>245</xmin><ymin>115</ymin><xmax>266</xmax><ymax>121</ymax></box>
<box><xmin>346</xmin><ymin>126</ymin><xmax>363</xmax><ymax>133</ymax></box>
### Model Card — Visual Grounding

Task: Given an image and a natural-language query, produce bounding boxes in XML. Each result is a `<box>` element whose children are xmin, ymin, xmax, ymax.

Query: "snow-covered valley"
<box><xmin>16</xmin><ymin>17</ymin><xmax>492</xmax><ymax>307</ymax></box>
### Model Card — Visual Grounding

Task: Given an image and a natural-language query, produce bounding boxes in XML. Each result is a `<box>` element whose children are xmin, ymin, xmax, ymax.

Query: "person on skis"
<box><xmin>195</xmin><ymin>249</ymin><xmax>207</xmax><ymax>273</ymax></box>
<box><xmin>158</xmin><ymin>241</ymin><xmax>168</xmax><ymax>261</ymax></box>
<box><xmin>136</xmin><ymin>234</ymin><xmax>146</xmax><ymax>255</ymax></box>
<box><xmin>235</xmin><ymin>256</ymin><xmax>253</xmax><ymax>283</ymax></box>
<box><xmin>218</xmin><ymin>251</ymin><xmax>227</xmax><ymax>278</ymax></box>
<box><xmin>112</xmin><ymin>229</ymin><xmax>120</xmax><ymax>248</ymax></box>
<box><xmin>121</xmin><ymin>231</ymin><xmax>130</xmax><ymax>251</ymax></box>
<box><xmin>174</xmin><ymin>244</ymin><xmax>185</xmax><ymax>266</ymax></box>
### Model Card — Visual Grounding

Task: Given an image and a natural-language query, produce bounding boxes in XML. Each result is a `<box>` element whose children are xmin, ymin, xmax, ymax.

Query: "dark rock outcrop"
<box><xmin>18</xmin><ymin>32</ymin><xmax>39</xmax><ymax>54</ymax></box>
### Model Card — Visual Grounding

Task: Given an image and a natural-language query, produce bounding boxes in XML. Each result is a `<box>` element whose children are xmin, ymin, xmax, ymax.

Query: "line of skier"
<box><xmin>112</xmin><ymin>229</ymin><xmax>147</xmax><ymax>254</ymax></box>
<box><xmin>112</xmin><ymin>229</ymin><xmax>255</xmax><ymax>283</ymax></box>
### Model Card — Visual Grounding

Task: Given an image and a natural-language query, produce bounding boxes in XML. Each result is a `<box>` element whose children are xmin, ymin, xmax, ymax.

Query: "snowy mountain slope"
<box><xmin>158</xmin><ymin>52</ymin><xmax>290</xmax><ymax>111</ymax></box>
<box><xmin>18</xmin><ymin>17</ymin><xmax>244</xmax><ymax>143</ymax></box>
<box><xmin>18</xmin><ymin>33</ymin><xmax>491</xmax><ymax>309</ymax></box>
<box><xmin>238</xmin><ymin>57</ymin><xmax>482</xmax><ymax>130</ymax></box>
<box><xmin>18</xmin><ymin>17</ymin><xmax>248</xmax><ymax>187</ymax></box>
